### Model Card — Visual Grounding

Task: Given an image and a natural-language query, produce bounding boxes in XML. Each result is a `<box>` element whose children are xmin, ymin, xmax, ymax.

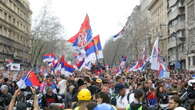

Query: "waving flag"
<box><xmin>42</xmin><ymin>53</ymin><xmax>56</xmax><ymax>63</ymax></box>
<box><xmin>129</xmin><ymin>60</ymin><xmax>144</xmax><ymax>72</ymax></box>
<box><xmin>159</xmin><ymin>63</ymin><xmax>170</xmax><ymax>79</ymax></box>
<box><xmin>73</xmin><ymin>49</ymin><xmax>86</xmax><ymax>70</ymax></box>
<box><xmin>150</xmin><ymin>38</ymin><xmax>160</xmax><ymax>70</ymax></box>
<box><xmin>85</xmin><ymin>35</ymin><xmax>103</xmax><ymax>58</ymax></box>
<box><xmin>68</xmin><ymin>15</ymin><xmax>92</xmax><ymax>47</ymax></box>
<box><xmin>129</xmin><ymin>48</ymin><xmax>149</xmax><ymax>72</ymax></box>
<box><xmin>17</xmin><ymin>71</ymin><xmax>41</xmax><ymax>89</ymax></box>
<box><xmin>113</xmin><ymin>27</ymin><xmax>125</xmax><ymax>41</ymax></box>
<box><xmin>59</xmin><ymin>56</ymin><xmax>75</xmax><ymax>76</ymax></box>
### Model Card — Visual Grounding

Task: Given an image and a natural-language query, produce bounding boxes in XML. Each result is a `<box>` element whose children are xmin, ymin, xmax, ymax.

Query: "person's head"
<box><xmin>117</xmin><ymin>84</ymin><xmax>126</xmax><ymax>96</ymax></box>
<box><xmin>96</xmin><ymin>92</ymin><xmax>110</xmax><ymax>104</ymax></box>
<box><xmin>147</xmin><ymin>80</ymin><xmax>153</xmax><ymax>88</ymax></box>
<box><xmin>46</xmin><ymin>75</ymin><xmax>53</xmax><ymax>83</ymax></box>
<box><xmin>46</xmin><ymin>87</ymin><xmax>53</xmax><ymax>96</ymax></box>
<box><xmin>168</xmin><ymin>95</ymin><xmax>181</xmax><ymax>110</ymax></box>
<box><xmin>0</xmin><ymin>85</ymin><xmax>8</xmax><ymax>94</ymax></box>
<box><xmin>134</xmin><ymin>89</ymin><xmax>144</xmax><ymax>102</ymax></box>
<box><xmin>116</xmin><ymin>76</ymin><xmax>122</xmax><ymax>83</ymax></box>
<box><xmin>101</xmin><ymin>85</ymin><xmax>109</xmax><ymax>94</ymax></box>
<box><xmin>77</xmin><ymin>88</ymin><xmax>92</xmax><ymax>102</ymax></box>
<box><xmin>58</xmin><ymin>75</ymin><xmax>65</xmax><ymax>81</ymax></box>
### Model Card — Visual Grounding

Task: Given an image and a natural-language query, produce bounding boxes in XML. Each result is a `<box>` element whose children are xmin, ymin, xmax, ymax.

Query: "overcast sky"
<box><xmin>29</xmin><ymin>0</ymin><xmax>140</xmax><ymax>46</ymax></box>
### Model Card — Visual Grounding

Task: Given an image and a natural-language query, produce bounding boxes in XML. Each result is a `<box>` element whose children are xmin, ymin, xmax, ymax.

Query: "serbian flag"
<box><xmin>129</xmin><ymin>60</ymin><xmax>144</xmax><ymax>72</ymax></box>
<box><xmin>84</xmin><ymin>35</ymin><xmax>103</xmax><ymax>59</ymax></box>
<box><xmin>17</xmin><ymin>71</ymin><xmax>41</xmax><ymax>89</ymax></box>
<box><xmin>60</xmin><ymin>56</ymin><xmax>75</xmax><ymax>76</ymax></box>
<box><xmin>42</xmin><ymin>53</ymin><xmax>56</xmax><ymax>62</ymax></box>
<box><xmin>68</xmin><ymin>14</ymin><xmax>92</xmax><ymax>47</ymax></box>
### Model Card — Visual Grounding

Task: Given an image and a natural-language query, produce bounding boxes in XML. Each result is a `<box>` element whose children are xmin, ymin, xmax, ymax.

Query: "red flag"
<box><xmin>68</xmin><ymin>14</ymin><xmax>92</xmax><ymax>47</ymax></box>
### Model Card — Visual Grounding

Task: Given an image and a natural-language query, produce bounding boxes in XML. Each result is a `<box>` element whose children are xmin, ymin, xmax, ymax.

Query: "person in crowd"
<box><xmin>74</xmin><ymin>88</ymin><xmax>92</xmax><ymax>110</ymax></box>
<box><xmin>168</xmin><ymin>95</ymin><xmax>186</xmax><ymax>110</ymax></box>
<box><xmin>96</xmin><ymin>92</ymin><xmax>110</xmax><ymax>104</ymax></box>
<box><xmin>0</xmin><ymin>85</ymin><xmax>12</xmax><ymax>109</ymax></box>
<box><xmin>93</xmin><ymin>103</ymin><xmax>117</xmax><ymax>110</ymax></box>
<box><xmin>126</xmin><ymin>89</ymin><xmax>148</xmax><ymax>110</ymax></box>
<box><xmin>116</xmin><ymin>84</ymin><xmax>130</xmax><ymax>110</ymax></box>
<box><xmin>42</xmin><ymin>87</ymin><xmax>59</xmax><ymax>108</ymax></box>
<box><xmin>57</xmin><ymin>75</ymin><xmax>67</xmax><ymax>96</ymax></box>
<box><xmin>8</xmin><ymin>87</ymin><xmax>39</xmax><ymax>110</ymax></box>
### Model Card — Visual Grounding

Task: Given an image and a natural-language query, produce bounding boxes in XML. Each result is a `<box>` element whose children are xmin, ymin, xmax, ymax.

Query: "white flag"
<box><xmin>150</xmin><ymin>37</ymin><xmax>160</xmax><ymax>70</ymax></box>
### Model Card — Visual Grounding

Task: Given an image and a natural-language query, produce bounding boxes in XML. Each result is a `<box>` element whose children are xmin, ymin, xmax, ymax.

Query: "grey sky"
<box><xmin>29</xmin><ymin>0</ymin><xmax>140</xmax><ymax>45</ymax></box>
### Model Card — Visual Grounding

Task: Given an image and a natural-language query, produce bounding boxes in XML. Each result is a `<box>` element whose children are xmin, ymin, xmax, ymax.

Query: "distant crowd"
<box><xmin>0</xmin><ymin>67</ymin><xmax>195</xmax><ymax>110</ymax></box>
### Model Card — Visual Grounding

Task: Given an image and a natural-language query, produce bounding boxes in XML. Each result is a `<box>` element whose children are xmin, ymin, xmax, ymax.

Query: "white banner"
<box><xmin>10</xmin><ymin>63</ymin><xmax>20</xmax><ymax>71</ymax></box>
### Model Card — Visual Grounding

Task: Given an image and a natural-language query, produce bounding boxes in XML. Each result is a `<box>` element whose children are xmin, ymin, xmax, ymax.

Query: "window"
<box><xmin>4</xmin><ymin>12</ymin><xmax>7</xmax><ymax>19</ymax></box>
<box><xmin>193</xmin><ymin>56</ymin><xmax>195</xmax><ymax>65</ymax></box>
<box><xmin>13</xmin><ymin>18</ymin><xmax>15</xmax><ymax>24</ymax></box>
<box><xmin>189</xmin><ymin>57</ymin><xmax>191</xmax><ymax>66</ymax></box>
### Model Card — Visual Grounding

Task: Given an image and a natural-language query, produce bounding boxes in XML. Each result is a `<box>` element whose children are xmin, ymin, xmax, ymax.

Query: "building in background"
<box><xmin>167</xmin><ymin>0</ymin><xmax>186</xmax><ymax>69</ymax></box>
<box><xmin>185</xmin><ymin>0</ymin><xmax>195</xmax><ymax>70</ymax></box>
<box><xmin>148</xmin><ymin>0</ymin><xmax>168</xmax><ymax>61</ymax></box>
<box><xmin>0</xmin><ymin>0</ymin><xmax>32</xmax><ymax>66</ymax></box>
<box><xmin>140</xmin><ymin>0</ymin><xmax>153</xmax><ymax>56</ymax></box>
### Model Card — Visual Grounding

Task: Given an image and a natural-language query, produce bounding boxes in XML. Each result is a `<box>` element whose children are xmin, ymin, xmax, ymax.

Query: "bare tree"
<box><xmin>30</xmin><ymin>6</ymin><xmax>63</xmax><ymax>67</ymax></box>
<box><xmin>103</xmin><ymin>5</ymin><xmax>151</xmax><ymax>65</ymax></box>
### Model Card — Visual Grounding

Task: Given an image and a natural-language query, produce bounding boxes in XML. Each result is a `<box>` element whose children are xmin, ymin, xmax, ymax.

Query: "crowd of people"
<box><xmin>0</xmin><ymin>66</ymin><xmax>195</xmax><ymax>110</ymax></box>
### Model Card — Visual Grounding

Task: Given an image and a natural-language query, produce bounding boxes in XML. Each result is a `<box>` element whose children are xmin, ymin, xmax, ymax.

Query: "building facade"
<box><xmin>0</xmin><ymin>0</ymin><xmax>32</xmax><ymax>66</ymax></box>
<box><xmin>148</xmin><ymin>0</ymin><xmax>169</xmax><ymax>61</ymax></box>
<box><xmin>167</xmin><ymin>0</ymin><xmax>186</xmax><ymax>69</ymax></box>
<box><xmin>185</xmin><ymin>0</ymin><xmax>195</xmax><ymax>70</ymax></box>
<box><xmin>140</xmin><ymin>0</ymin><xmax>153</xmax><ymax>56</ymax></box>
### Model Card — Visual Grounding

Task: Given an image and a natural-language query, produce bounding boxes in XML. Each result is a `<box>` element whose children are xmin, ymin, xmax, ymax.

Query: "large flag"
<box><xmin>150</xmin><ymin>38</ymin><xmax>160</xmax><ymax>70</ymax></box>
<box><xmin>17</xmin><ymin>71</ymin><xmax>41</xmax><ymax>89</ymax></box>
<box><xmin>129</xmin><ymin>48</ymin><xmax>148</xmax><ymax>72</ymax></box>
<box><xmin>68</xmin><ymin>15</ymin><xmax>92</xmax><ymax>47</ymax></box>
<box><xmin>113</xmin><ymin>27</ymin><xmax>125</xmax><ymax>41</ymax></box>
<box><xmin>129</xmin><ymin>60</ymin><xmax>144</xmax><ymax>72</ymax></box>
<box><xmin>60</xmin><ymin>56</ymin><xmax>75</xmax><ymax>76</ymax></box>
<box><xmin>84</xmin><ymin>35</ymin><xmax>103</xmax><ymax>63</ymax></box>
<box><xmin>42</xmin><ymin>53</ymin><xmax>56</xmax><ymax>63</ymax></box>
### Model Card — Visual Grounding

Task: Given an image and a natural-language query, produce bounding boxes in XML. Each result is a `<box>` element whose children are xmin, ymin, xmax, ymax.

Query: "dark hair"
<box><xmin>96</xmin><ymin>92</ymin><xmax>110</xmax><ymax>104</ymax></box>
<box><xmin>116</xmin><ymin>76</ymin><xmax>121</xmax><ymax>82</ymax></box>
<box><xmin>170</xmin><ymin>95</ymin><xmax>181</xmax><ymax>106</ymax></box>
<box><xmin>84</xmin><ymin>76</ymin><xmax>91</xmax><ymax>83</ymax></box>
<box><xmin>134</xmin><ymin>89</ymin><xmax>144</xmax><ymax>99</ymax></box>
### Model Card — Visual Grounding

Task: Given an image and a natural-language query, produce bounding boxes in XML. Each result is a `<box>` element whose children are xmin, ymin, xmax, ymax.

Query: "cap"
<box><xmin>115</xmin><ymin>83</ymin><xmax>126</xmax><ymax>91</ymax></box>
<box><xmin>96</xmin><ymin>78</ymin><xmax>102</xmax><ymax>83</ymax></box>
